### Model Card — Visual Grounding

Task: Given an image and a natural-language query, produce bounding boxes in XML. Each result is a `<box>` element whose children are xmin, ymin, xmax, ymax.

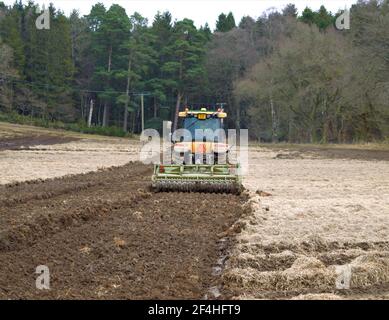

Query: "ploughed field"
<box><xmin>0</xmin><ymin>162</ymin><xmax>247</xmax><ymax>299</ymax></box>
<box><xmin>1</xmin><ymin>122</ymin><xmax>389</xmax><ymax>299</ymax></box>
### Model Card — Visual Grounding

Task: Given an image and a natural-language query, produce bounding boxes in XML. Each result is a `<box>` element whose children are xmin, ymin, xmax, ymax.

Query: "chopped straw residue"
<box><xmin>349</xmin><ymin>253</ymin><xmax>389</xmax><ymax>288</ymax></box>
<box><xmin>223</xmin><ymin>192</ymin><xmax>389</xmax><ymax>299</ymax></box>
<box><xmin>223</xmin><ymin>251</ymin><xmax>389</xmax><ymax>295</ymax></box>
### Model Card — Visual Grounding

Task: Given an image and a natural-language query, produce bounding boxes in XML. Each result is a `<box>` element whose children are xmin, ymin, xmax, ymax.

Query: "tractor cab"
<box><xmin>178</xmin><ymin>107</ymin><xmax>227</xmax><ymax>142</ymax></box>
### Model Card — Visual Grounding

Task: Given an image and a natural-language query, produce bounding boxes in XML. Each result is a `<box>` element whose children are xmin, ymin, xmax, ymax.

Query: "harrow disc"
<box><xmin>152</xmin><ymin>179</ymin><xmax>242</xmax><ymax>194</ymax></box>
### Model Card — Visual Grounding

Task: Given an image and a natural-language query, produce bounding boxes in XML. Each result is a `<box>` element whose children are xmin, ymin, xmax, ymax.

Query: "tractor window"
<box><xmin>183</xmin><ymin>117</ymin><xmax>224</xmax><ymax>141</ymax></box>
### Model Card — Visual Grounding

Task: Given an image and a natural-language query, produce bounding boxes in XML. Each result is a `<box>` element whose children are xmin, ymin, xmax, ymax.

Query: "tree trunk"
<box><xmin>269</xmin><ymin>78</ymin><xmax>277</xmax><ymax>143</ymax></box>
<box><xmin>97</xmin><ymin>102</ymin><xmax>101</xmax><ymax>125</ymax></box>
<box><xmin>153</xmin><ymin>97</ymin><xmax>157</xmax><ymax>118</ymax></box>
<box><xmin>309</xmin><ymin>102</ymin><xmax>318</xmax><ymax>143</ymax></box>
<box><xmin>102</xmin><ymin>103</ymin><xmax>109</xmax><ymax>127</ymax></box>
<box><xmin>123</xmin><ymin>58</ymin><xmax>132</xmax><ymax>132</ymax></box>
<box><xmin>108</xmin><ymin>45</ymin><xmax>112</xmax><ymax>73</ymax></box>
<box><xmin>88</xmin><ymin>99</ymin><xmax>94</xmax><ymax>127</ymax></box>
<box><xmin>102</xmin><ymin>45</ymin><xmax>113</xmax><ymax>127</ymax></box>
<box><xmin>173</xmin><ymin>56</ymin><xmax>184</xmax><ymax>133</ymax></box>
<box><xmin>71</xmin><ymin>31</ymin><xmax>76</xmax><ymax>69</ymax></box>
<box><xmin>235</xmin><ymin>103</ymin><xmax>240</xmax><ymax>131</ymax></box>
<box><xmin>338</xmin><ymin>116</ymin><xmax>345</xmax><ymax>143</ymax></box>
<box><xmin>270</xmin><ymin>96</ymin><xmax>277</xmax><ymax>143</ymax></box>
<box><xmin>123</xmin><ymin>100</ymin><xmax>130</xmax><ymax>132</ymax></box>
<box><xmin>173</xmin><ymin>92</ymin><xmax>182</xmax><ymax>133</ymax></box>
<box><xmin>288</xmin><ymin>120</ymin><xmax>292</xmax><ymax>143</ymax></box>
<box><xmin>131</xmin><ymin>110</ymin><xmax>136</xmax><ymax>134</ymax></box>
<box><xmin>321</xmin><ymin>96</ymin><xmax>328</xmax><ymax>144</ymax></box>
<box><xmin>227</xmin><ymin>96</ymin><xmax>239</xmax><ymax>130</ymax></box>
<box><xmin>322</xmin><ymin>119</ymin><xmax>329</xmax><ymax>144</ymax></box>
<box><xmin>9</xmin><ymin>82</ymin><xmax>14</xmax><ymax>112</ymax></box>
<box><xmin>80</xmin><ymin>94</ymin><xmax>84</xmax><ymax>120</ymax></box>
<box><xmin>140</xmin><ymin>93</ymin><xmax>144</xmax><ymax>133</ymax></box>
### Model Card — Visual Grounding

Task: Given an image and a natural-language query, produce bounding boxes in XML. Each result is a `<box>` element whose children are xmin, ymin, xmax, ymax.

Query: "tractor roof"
<box><xmin>178</xmin><ymin>107</ymin><xmax>227</xmax><ymax>118</ymax></box>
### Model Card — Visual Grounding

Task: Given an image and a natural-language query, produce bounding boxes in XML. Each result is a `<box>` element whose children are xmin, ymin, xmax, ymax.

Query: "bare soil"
<box><xmin>0</xmin><ymin>122</ymin><xmax>138</xmax><ymax>184</ymax></box>
<box><xmin>260</xmin><ymin>143</ymin><xmax>389</xmax><ymax>161</ymax></box>
<box><xmin>0</xmin><ymin>135</ymin><xmax>78</xmax><ymax>151</ymax></box>
<box><xmin>0</xmin><ymin>162</ymin><xmax>247</xmax><ymax>299</ymax></box>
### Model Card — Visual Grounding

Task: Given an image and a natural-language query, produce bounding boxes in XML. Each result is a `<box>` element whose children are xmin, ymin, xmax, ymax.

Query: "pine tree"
<box><xmin>162</xmin><ymin>19</ymin><xmax>207</xmax><ymax>131</ymax></box>
<box><xmin>47</xmin><ymin>8</ymin><xmax>74</xmax><ymax>120</ymax></box>
<box><xmin>200</xmin><ymin>23</ymin><xmax>212</xmax><ymax>40</ymax></box>
<box><xmin>0</xmin><ymin>39</ymin><xmax>18</xmax><ymax>111</ymax></box>
<box><xmin>88</xmin><ymin>4</ymin><xmax>131</xmax><ymax>126</ymax></box>
<box><xmin>216</xmin><ymin>12</ymin><xmax>236</xmax><ymax>32</ymax></box>
<box><xmin>314</xmin><ymin>5</ymin><xmax>334</xmax><ymax>30</ymax></box>
<box><xmin>299</xmin><ymin>6</ymin><xmax>334</xmax><ymax>30</ymax></box>
<box><xmin>118</xmin><ymin>12</ymin><xmax>156</xmax><ymax>132</ymax></box>
<box><xmin>69</xmin><ymin>10</ymin><xmax>94</xmax><ymax>120</ymax></box>
<box><xmin>299</xmin><ymin>7</ymin><xmax>315</xmax><ymax>25</ymax></box>
<box><xmin>148</xmin><ymin>11</ymin><xmax>173</xmax><ymax>123</ymax></box>
<box><xmin>282</xmin><ymin>4</ymin><xmax>298</xmax><ymax>17</ymax></box>
<box><xmin>0</xmin><ymin>3</ymin><xmax>25</xmax><ymax>72</ymax></box>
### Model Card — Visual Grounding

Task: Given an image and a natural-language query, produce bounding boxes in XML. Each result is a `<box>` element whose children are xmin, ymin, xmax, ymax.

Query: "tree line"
<box><xmin>0</xmin><ymin>0</ymin><xmax>388</xmax><ymax>142</ymax></box>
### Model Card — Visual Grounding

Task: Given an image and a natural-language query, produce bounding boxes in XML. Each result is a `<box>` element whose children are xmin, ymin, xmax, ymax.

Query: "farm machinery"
<box><xmin>151</xmin><ymin>107</ymin><xmax>242</xmax><ymax>194</ymax></box>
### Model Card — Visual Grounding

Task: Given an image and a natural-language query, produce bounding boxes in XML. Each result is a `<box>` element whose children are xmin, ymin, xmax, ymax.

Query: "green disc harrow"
<box><xmin>151</xmin><ymin>164</ymin><xmax>243</xmax><ymax>194</ymax></box>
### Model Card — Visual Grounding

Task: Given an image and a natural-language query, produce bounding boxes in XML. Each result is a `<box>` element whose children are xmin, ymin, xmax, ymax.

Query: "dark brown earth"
<box><xmin>0</xmin><ymin>135</ymin><xmax>78</xmax><ymax>151</ymax></box>
<box><xmin>0</xmin><ymin>162</ymin><xmax>247</xmax><ymax>299</ymax></box>
<box><xmin>263</xmin><ymin>144</ymin><xmax>389</xmax><ymax>161</ymax></box>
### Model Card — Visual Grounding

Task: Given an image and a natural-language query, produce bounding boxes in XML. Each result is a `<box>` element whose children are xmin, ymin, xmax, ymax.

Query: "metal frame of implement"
<box><xmin>152</xmin><ymin>164</ymin><xmax>242</xmax><ymax>194</ymax></box>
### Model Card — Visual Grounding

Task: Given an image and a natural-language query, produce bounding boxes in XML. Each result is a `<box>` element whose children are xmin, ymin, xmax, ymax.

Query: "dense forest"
<box><xmin>0</xmin><ymin>0</ymin><xmax>388</xmax><ymax>142</ymax></box>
